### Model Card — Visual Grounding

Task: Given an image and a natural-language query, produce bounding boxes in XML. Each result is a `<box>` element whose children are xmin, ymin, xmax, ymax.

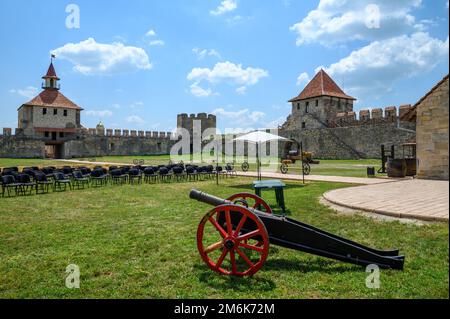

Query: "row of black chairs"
<box><xmin>0</xmin><ymin>163</ymin><xmax>237</xmax><ymax>197</ymax></box>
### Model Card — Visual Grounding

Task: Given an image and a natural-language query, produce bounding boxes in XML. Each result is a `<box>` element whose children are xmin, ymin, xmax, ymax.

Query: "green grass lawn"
<box><xmin>0</xmin><ymin>177</ymin><xmax>447</xmax><ymax>298</ymax></box>
<box><xmin>1</xmin><ymin>156</ymin><xmax>385</xmax><ymax>178</ymax></box>
<box><xmin>0</xmin><ymin>158</ymin><xmax>75</xmax><ymax>169</ymax></box>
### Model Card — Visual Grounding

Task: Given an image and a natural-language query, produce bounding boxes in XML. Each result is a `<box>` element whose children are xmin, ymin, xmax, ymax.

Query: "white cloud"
<box><xmin>322</xmin><ymin>32</ymin><xmax>449</xmax><ymax>98</ymax></box>
<box><xmin>10</xmin><ymin>86</ymin><xmax>39</xmax><ymax>99</ymax></box>
<box><xmin>129</xmin><ymin>101</ymin><xmax>144</xmax><ymax>108</ymax></box>
<box><xmin>290</xmin><ymin>0</ymin><xmax>423</xmax><ymax>46</ymax></box>
<box><xmin>146</xmin><ymin>29</ymin><xmax>156</xmax><ymax>37</ymax></box>
<box><xmin>296</xmin><ymin>72</ymin><xmax>310</xmax><ymax>86</ymax></box>
<box><xmin>190</xmin><ymin>82</ymin><xmax>217</xmax><ymax>98</ymax></box>
<box><xmin>266</xmin><ymin>116</ymin><xmax>287</xmax><ymax>129</ymax></box>
<box><xmin>52</xmin><ymin>38</ymin><xmax>152</xmax><ymax>75</ymax></box>
<box><xmin>192</xmin><ymin>48</ymin><xmax>221</xmax><ymax>60</ymax></box>
<box><xmin>113</xmin><ymin>103</ymin><xmax>121</xmax><ymax>109</ymax></box>
<box><xmin>212</xmin><ymin>108</ymin><xmax>266</xmax><ymax>127</ymax></box>
<box><xmin>187</xmin><ymin>61</ymin><xmax>268</xmax><ymax>86</ymax></box>
<box><xmin>85</xmin><ymin>110</ymin><xmax>113</xmax><ymax>117</ymax></box>
<box><xmin>149</xmin><ymin>40</ymin><xmax>165</xmax><ymax>46</ymax></box>
<box><xmin>236</xmin><ymin>86</ymin><xmax>247</xmax><ymax>95</ymax></box>
<box><xmin>210</xmin><ymin>0</ymin><xmax>237</xmax><ymax>16</ymax></box>
<box><xmin>126</xmin><ymin>115</ymin><xmax>145</xmax><ymax>125</ymax></box>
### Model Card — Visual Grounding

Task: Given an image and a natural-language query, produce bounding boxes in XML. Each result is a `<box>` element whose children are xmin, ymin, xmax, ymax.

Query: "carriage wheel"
<box><xmin>241</xmin><ymin>162</ymin><xmax>249</xmax><ymax>172</ymax></box>
<box><xmin>302</xmin><ymin>162</ymin><xmax>311</xmax><ymax>175</ymax></box>
<box><xmin>280</xmin><ymin>163</ymin><xmax>288</xmax><ymax>174</ymax></box>
<box><xmin>197</xmin><ymin>204</ymin><xmax>269</xmax><ymax>277</ymax></box>
<box><xmin>227</xmin><ymin>193</ymin><xmax>272</xmax><ymax>214</ymax></box>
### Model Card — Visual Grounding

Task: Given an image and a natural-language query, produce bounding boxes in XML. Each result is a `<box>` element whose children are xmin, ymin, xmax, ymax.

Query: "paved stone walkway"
<box><xmin>323</xmin><ymin>179</ymin><xmax>449</xmax><ymax>222</ymax></box>
<box><xmin>237</xmin><ymin>171</ymin><xmax>403</xmax><ymax>185</ymax></box>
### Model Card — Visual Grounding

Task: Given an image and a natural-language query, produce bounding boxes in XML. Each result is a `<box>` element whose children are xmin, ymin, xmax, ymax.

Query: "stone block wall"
<box><xmin>415</xmin><ymin>76</ymin><xmax>449</xmax><ymax>180</ymax></box>
<box><xmin>281</xmin><ymin>121</ymin><xmax>416</xmax><ymax>159</ymax></box>
<box><xmin>0</xmin><ymin>126</ymin><xmax>179</xmax><ymax>159</ymax></box>
<box><xmin>0</xmin><ymin>134</ymin><xmax>45</xmax><ymax>158</ymax></box>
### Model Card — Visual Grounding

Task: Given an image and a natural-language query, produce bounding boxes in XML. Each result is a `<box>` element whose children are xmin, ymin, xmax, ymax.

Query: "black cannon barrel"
<box><xmin>190</xmin><ymin>189</ymin><xmax>232</xmax><ymax>208</ymax></box>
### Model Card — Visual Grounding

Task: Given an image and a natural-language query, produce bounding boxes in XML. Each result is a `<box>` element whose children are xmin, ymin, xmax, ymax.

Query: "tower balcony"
<box><xmin>42</xmin><ymin>82</ymin><xmax>60</xmax><ymax>90</ymax></box>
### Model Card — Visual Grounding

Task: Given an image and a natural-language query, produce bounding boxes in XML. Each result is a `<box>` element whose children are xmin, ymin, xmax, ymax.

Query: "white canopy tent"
<box><xmin>234</xmin><ymin>131</ymin><xmax>290</xmax><ymax>180</ymax></box>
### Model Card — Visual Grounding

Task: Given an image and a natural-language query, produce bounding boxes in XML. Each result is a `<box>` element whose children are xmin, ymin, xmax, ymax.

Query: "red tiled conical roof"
<box><xmin>289</xmin><ymin>69</ymin><xmax>356</xmax><ymax>102</ymax></box>
<box><xmin>21</xmin><ymin>89</ymin><xmax>83</xmax><ymax>110</ymax></box>
<box><xmin>42</xmin><ymin>62</ymin><xmax>60</xmax><ymax>80</ymax></box>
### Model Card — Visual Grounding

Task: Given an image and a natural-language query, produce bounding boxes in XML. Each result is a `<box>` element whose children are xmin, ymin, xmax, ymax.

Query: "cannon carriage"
<box><xmin>280</xmin><ymin>139</ymin><xmax>319</xmax><ymax>175</ymax></box>
<box><xmin>190</xmin><ymin>189</ymin><xmax>405</xmax><ymax>277</ymax></box>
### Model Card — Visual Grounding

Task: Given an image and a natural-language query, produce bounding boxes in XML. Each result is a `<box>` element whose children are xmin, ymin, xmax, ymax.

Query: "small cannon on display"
<box><xmin>190</xmin><ymin>189</ymin><xmax>404</xmax><ymax>276</ymax></box>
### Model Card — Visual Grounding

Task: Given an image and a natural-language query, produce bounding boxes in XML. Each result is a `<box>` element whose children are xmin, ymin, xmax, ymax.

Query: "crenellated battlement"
<box><xmin>177</xmin><ymin>112</ymin><xmax>217</xmax><ymax>138</ymax></box>
<box><xmin>83</xmin><ymin>127</ymin><xmax>175</xmax><ymax>139</ymax></box>
<box><xmin>330</xmin><ymin>104</ymin><xmax>413</xmax><ymax>127</ymax></box>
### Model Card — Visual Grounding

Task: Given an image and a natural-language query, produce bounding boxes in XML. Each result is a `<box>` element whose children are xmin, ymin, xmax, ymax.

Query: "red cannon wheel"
<box><xmin>197</xmin><ymin>204</ymin><xmax>269</xmax><ymax>277</ymax></box>
<box><xmin>227</xmin><ymin>192</ymin><xmax>272</xmax><ymax>214</ymax></box>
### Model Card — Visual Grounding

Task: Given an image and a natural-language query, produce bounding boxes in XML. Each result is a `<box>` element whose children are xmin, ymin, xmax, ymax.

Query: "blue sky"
<box><xmin>0</xmin><ymin>0</ymin><xmax>448</xmax><ymax>133</ymax></box>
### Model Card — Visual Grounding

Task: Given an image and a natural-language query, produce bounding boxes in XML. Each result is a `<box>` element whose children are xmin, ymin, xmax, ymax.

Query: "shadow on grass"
<box><xmin>194</xmin><ymin>256</ymin><xmax>359</xmax><ymax>292</ymax></box>
<box><xmin>195</xmin><ymin>264</ymin><xmax>276</xmax><ymax>292</ymax></box>
<box><xmin>263</xmin><ymin>257</ymin><xmax>360</xmax><ymax>274</ymax></box>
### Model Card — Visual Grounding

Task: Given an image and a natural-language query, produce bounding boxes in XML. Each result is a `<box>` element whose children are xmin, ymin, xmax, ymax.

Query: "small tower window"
<box><xmin>315</xmin><ymin>100</ymin><xmax>319</xmax><ymax>107</ymax></box>
<box><xmin>53</xmin><ymin>109</ymin><xmax>58</xmax><ymax>115</ymax></box>
<box><xmin>43</xmin><ymin>108</ymin><xmax>47</xmax><ymax>115</ymax></box>
<box><xmin>44</xmin><ymin>131</ymin><xmax>49</xmax><ymax>137</ymax></box>
<box><xmin>302</xmin><ymin>122</ymin><xmax>306</xmax><ymax>129</ymax></box>
<box><xmin>297</xmin><ymin>103</ymin><xmax>300</xmax><ymax>110</ymax></box>
<box><xmin>305</xmin><ymin>104</ymin><xmax>309</xmax><ymax>113</ymax></box>
<box><xmin>59</xmin><ymin>132</ymin><xmax>64</xmax><ymax>138</ymax></box>
<box><xmin>63</xmin><ymin>110</ymin><xmax>67</xmax><ymax>117</ymax></box>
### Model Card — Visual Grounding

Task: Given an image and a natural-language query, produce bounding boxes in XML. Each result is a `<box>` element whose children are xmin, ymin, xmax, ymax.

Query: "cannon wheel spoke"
<box><xmin>227</xmin><ymin>193</ymin><xmax>272</xmax><ymax>215</ymax></box>
<box><xmin>204</xmin><ymin>241</ymin><xmax>223</xmax><ymax>254</ymax></box>
<box><xmin>225</xmin><ymin>209</ymin><xmax>233</xmax><ymax>236</ymax></box>
<box><xmin>236</xmin><ymin>248</ymin><xmax>254</xmax><ymax>268</ymax></box>
<box><xmin>239</xmin><ymin>242</ymin><xmax>264</xmax><ymax>253</ymax></box>
<box><xmin>215</xmin><ymin>249</ymin><xmax>228</xmax><ymax>270</ymax></box>
<box><xmin>208</xmin><ymin>216</ymin><xmax>227</xmax><ymax>238</ymax></box>
<box><xmin>229</xmin><ymin>250</ymin><xmax>238</xmax><ymax>275</ymax></box>
<box><xmin>233</xmin><ymin>214</ymin><xmax>247</xmax><ymax>237</ymax></box>
<box><xmin>197</xmin><ymin>204</ymin><xmax>269</xmax><ymax>277</ymax></box>
<box><xmin>238</xmin><ymin>229</ymin><xmax>261</xmax><ymax>242</ymax></box>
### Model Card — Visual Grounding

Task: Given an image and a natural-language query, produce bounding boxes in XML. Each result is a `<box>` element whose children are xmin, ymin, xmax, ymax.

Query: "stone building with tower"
<box><xmin>280</xmin><ymin>69</ymin><xmax>417</xmax><ymax>159</ymax></box>
<box><xmin>1</xmin><ymin>60</ymin><xmax>216</xmax><ymax>159</ymax></box>
<box><xmin>16</xmin><ymin>62</ymin><xmax>83</xmax><ymax>158</ymax></box>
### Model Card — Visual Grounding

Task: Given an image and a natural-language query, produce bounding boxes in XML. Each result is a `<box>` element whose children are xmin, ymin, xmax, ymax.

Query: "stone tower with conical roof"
<box><xmin>285</xmin><ymin>69</ymin><xmax>356</xmax><ymax>130</ymax></box>
<box><xmin>17</xmin><ymin>58</ymin><xmax>83</xmax><ymax>156</ymax></box>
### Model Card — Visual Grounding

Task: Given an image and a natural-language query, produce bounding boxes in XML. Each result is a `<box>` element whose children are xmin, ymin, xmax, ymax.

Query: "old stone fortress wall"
<box><xmin>0</xmin><ymin>112</ymin><xmax>218</xmax><ymax>158</ymax></box>
<box><xmin>0</xmin><ymin>60</ymin><xmax>417</xmax><ymax>160</ymax></box>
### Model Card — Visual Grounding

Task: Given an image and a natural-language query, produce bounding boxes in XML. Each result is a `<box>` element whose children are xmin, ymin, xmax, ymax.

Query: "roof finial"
<box><xmin>51</xmin><ymin>53</ymin><xmax>56</xmax><ymax>63</ymax></box>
